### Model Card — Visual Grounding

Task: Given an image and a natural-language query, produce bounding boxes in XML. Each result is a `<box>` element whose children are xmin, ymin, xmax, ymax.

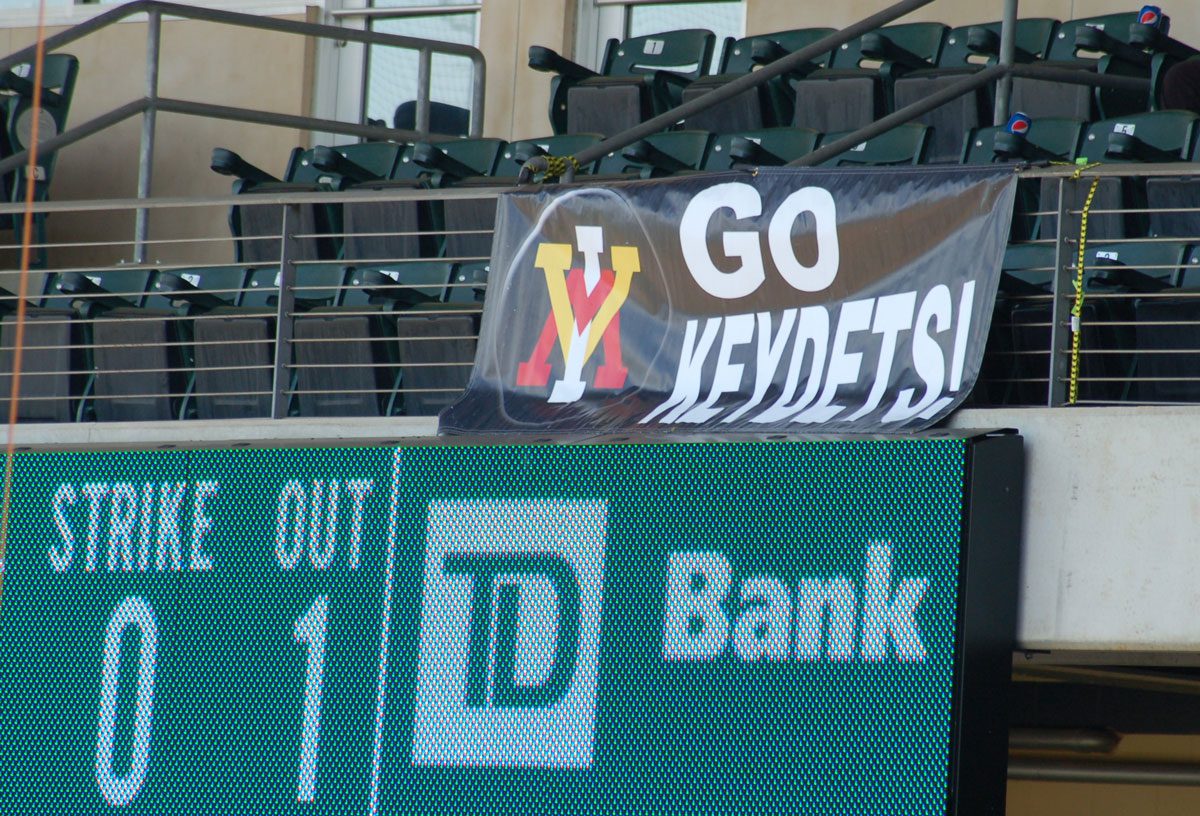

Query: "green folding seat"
<box><xmin>681</xmin><ymin>28</ymin><xmax>835</xmax><ymax>133</ymax></box>
<box><xmin>893</xmin><ymin>19</ymin><xmax>1059</xmax><ymax>163</ymax></box>
<box><xmin>961</xmin><ymin>117</ymin><xmax>1083</xmax><ymax>165</ymax></box>
<box><xmin>529</xmin><ymin>29</ymin><xmax>716</xmax><ymax>136</ymax></box>
<box><xmin>819</xmin><ymin>123</ymin><xmax>929</xmax><ymax>166</ymax></box>
<box><xmin>1009</xmin><ymin>13</ymin><xmax>1155</xmax><ymax>122</ymax></box>
<box><xmin>1041</xmin><ymin>112</ymin><xmax>1197</xmax><ymax>244</ymax></box>
<box><xmin>49</xmin><ymin>267</ymin><xmax>191</xmax><ymax>422</ymax></box>
<box><xmin>593</xmin><ymin>129</ymin><xmax>713</xmax><ymax>177</ymax></box>
<box><xmin>2</xmin><ymin>54</ymin><xmax>79</xmax><ymax>267</ymax></box>
<box><xmin>0</xmin><ymin>272</ymin><xmax>82</xmax><ymax>422</ymax></box>
<box><xmin>703</xmin><ymin>127</ymin><xmax>820</xmax><ymax>170</ymax></box>
<box><xmin>791</xmin><ymin>22</ymin><xmax>946</xmax><ymax>134</ymax></box>
<box><xmin>211</xmin><ymin>146</ymin><xmax>352</xmax><ymax>266</ymax></box>
<box><xmin>494</xmin><ymin>133</ymin><xmax>604</xmax><ymax>179</ymax></box>
<box><xmin>1131</xmin><ymin>243</ymin><xmax>1200</xmax><ymax>402</ymax></box>
<box><xmin>961</xmin><ymin>117</ymin><xmax>1084</xmax><ymax>241</ymax></box>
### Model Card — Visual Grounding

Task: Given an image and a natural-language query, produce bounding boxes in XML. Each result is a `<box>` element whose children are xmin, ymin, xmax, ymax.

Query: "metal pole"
<box><xmin>271</xmin><ymin>204</ymin><xmax>300</xmax><ymax>419</ymax></box>
<box><xmin>134</xmin><ymin>7</ymin><xmax>161</xmax><ymax>264</ymax></box>
<box><xmin>994</xmin><ymin>0</ymin><xmax>1018</xmax><ymax>125</ymax></box>
<box><xmin>416</xmin><ymin>48</ymin><xmax>431</xmax><ymax>133</ymax></box>
<box><xmin>1048</xmin><ymin>177</ymin><xmax>1072</xmax><ymax>406</ymax></box>
<box><xmin>1009</xmin><ymin>759</ymin><xmax>1200</xmax><ymax>787</ymax></box>
<box><xmin>469</xmin><ymin>53</ymin><xmax>485</xmax><ymax>137</ymax></box>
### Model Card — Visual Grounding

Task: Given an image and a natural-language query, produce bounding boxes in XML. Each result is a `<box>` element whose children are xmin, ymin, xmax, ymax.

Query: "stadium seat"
<box><xmin>151</xmin><ymin>266</ymin><xmax>268</xmax><ymax>420</ymax></box>
<box><xmin>52</xmin><ymin>268</ymin><xmax>186</xmax><ymax>422</ymax></box>
<box><xmin>892</xmin><ymin>18</ymin><xmax>1059</xmax><ymax>163</ymax></box>
<box><xmin>819</xmin><ymin>123</ymin><xmax>930</xmax><ymax>166</ymax></box>
<box><xmin>1143</xmin><ymin>116</ymin><xmax>1200</xmax><ymax>238</ymax></box>
<box><xmin>1041</xmin><ymin>112</ymin><xmax>1198</xmax><ymax>243</ymax></box>
<box><xmin>1131</xmin><ymin>245</ymin><xmax>1200</xmax><ymax>402</ymax></box>
<box><xmin>962</xmin><ymin>117</ymin><xmax>1084</xmax><ymax>241</ymax></box>
<box><xmin>1008</xmin><ymin>12</ymin><xmax>1155</xmax><ymax>122</ymax></box>
<box><xmin>529</xmin><ymin>29</ymin><xmax>716</xmax><ymax>136</ymax></box>
<box><xmin>961</xmin><ymin>117</ymin><xmax>1084</xmax><ymax>164</ymax></box>
<box><xmin>593</xmin><ymin>129</ymin><xmax>714</xmax><ymax>177</ymax></box>
<box><xmin>211</xmin><ymin>146</ymin><xmax>348</xmax><ymax>265</ymax></box>
<box><xmin>703</xmin><ymin>127</ymin><xmax>821</xmax><ymax>170</ymax></box>
<box><xmin>680</xmin><ymin>28</ymin><xmax>835</xmax><ymax>134</ymax></box>
<box><xmin>973</xmin><ymin>243</ymin><xmax>1056</xmax><ymax>406</ymax></box>
<box><xmin>1002</xmin><ymin>240</ymin><xmax>1160</xmax><ymax>404</ymax></box>
<box><xmin>0</xmin><ymin>275</ymin><xmax>81</xmax><ymax>422</ymax></box>
<box><xmin>392</xmin><ymin>100</ymin><xmax>471</xmax><ymax>136</ymax></box>
<box><xmin>1</xmin><ymin>54</ymin><xmax>80</xmax><ymax>267</ymax></box>
<box><xmin>791</xmin><ymin>22</ymin><xmax>946</xmax><ymax>134</ymax></box>
<box><xmin>494</xmin><ymin>133</ymin><xmax>604</xmax><ymax>179</ymax></box>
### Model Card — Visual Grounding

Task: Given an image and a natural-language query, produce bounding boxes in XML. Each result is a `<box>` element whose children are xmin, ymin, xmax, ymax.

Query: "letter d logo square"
<box><xmin>412</xmin><ymin>499</ymin><xmax>606</xmax><ymax>768</ymax></box>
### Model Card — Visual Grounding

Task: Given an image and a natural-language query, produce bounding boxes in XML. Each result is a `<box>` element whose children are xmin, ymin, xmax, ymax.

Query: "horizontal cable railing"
<box><xmin>1</xmin><ymin>163</ymin><xmax>1200</xmax><ymax>422</ymax></box>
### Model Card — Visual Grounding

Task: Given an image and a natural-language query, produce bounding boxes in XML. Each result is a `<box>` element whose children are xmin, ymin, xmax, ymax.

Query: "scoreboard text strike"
<box><xmin>0</xmin><ymin>438</ymin><xmax>1023</xmax><ymax>815</ymax></box>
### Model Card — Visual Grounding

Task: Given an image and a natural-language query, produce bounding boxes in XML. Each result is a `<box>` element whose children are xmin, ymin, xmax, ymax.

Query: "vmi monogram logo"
<box><xmin>517</xmin><ymin>225</ymin><xmax>641</xmax><ymax>404</ymax></box>
<box><xmin>411</xmin><ymin>499</ymin><xmax>607</xmax><ymax>768</ymax></box>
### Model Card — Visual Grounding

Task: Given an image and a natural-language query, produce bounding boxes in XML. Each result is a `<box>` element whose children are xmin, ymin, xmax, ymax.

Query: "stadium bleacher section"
<box><xmin>0</xmin><ymin>6</ymin><xmax>1199</xmax><ymax>420</ymax></box>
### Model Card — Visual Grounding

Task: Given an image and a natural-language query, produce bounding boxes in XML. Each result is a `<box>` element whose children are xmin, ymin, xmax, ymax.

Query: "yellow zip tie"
<box><xmin>541</xmin><ymin>154</ymin><xmax>582</xmax><ymax>180</ymax></box>
<box><xmin>1067</xmin><ymin>162</ymin><xmax>1102</xmax><ymax>405</ymax></box>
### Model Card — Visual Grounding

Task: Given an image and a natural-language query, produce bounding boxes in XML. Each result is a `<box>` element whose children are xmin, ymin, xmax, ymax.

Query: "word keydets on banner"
<box><xmin>441</xmin><ymin>166</ymin><xmax>1016</xmax><ymax>435</ymax></box>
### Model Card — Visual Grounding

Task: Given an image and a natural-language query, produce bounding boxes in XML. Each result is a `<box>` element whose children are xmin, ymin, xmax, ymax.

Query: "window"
<box><xmin>363</xmin><ymin>0</ymin><xmax>480</xmax><ymax>129</ymax></box>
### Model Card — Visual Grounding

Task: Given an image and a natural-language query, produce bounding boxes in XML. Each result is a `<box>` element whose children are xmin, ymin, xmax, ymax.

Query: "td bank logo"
<box><xmin>516</xmin><ymin>225</ymin><xmax>640</xmax><ymax>404</ymax></box>
<box><xmin>411</xmin><ymin>499</ymin><xmax>607</xmax><ymax>768</ymax></box>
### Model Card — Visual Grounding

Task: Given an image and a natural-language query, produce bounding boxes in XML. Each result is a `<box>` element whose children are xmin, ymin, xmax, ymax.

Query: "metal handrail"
<box><xmin>0</xmin><ymin>0</ymin><xmax>487</xmax><ymax>262</ymax></box>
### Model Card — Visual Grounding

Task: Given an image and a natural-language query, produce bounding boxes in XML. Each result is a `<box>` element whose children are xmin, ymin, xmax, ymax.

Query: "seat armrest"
<box><xmin>1130</xmin><ymin>24</ymin><xmax>1200</xmax><ymax>61</ymax></box>
<box><xmin>1107</xmin><ymin>131</ymin><xmax>1181</xmax><ymax>162</ymax></box>
<box><xmin>729</xmin><ymin>136</ymin><xmax>786</xmax><ymax>166</ymax></box>
<box><xmin>410</xmin><ymin>142</ymin><xmax>482</xmax><ymax>183</ymax></box>
<box><xmin>622</xmin><ymin>139</ymin><xmax>689</xmax><ymax>173</ymax></box>
<box><xmin>860</xmin><ymin>32</ymin><xmax>934</xmax><ymax>70</ymax></box>
<box><xmin>966</xmin><ymin>26</ymin><xmax>1038</xmax><ymax>63</ymax></box>
<box><xmin>210</xmin><ymin>148</ymin><xmax>279</xmax><ymax>184</ymax></box>
<box><xmin>310</xmin><ymin>146</ymin><xmax>384</xmax><ymax>184</ymax></box>
<box><xmin>1074</xmin><ymin>25</ymin><xmax>1151</xmax><ymax>68</ymax></box>
<box><xmin>528</xmin><ymin>45</ymin><xmax>598</xmax><ymax>81</ymax></box>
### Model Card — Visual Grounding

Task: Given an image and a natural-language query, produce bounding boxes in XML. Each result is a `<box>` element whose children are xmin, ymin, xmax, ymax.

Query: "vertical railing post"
<box><xmin>469</xmin><ymin>54</ymin><xmax>486</xmax><ymax>137</ymax></box>
<box><xmin>271</xmin><ymin>204</ymin><xmax>300</xmax><ymax>419</ymax></box>
<box><xmin>1048</xmin><ymin>176</ymin><xmax>1072</xmax><ymax>406</ymax></box>
<box><xmin>416</xmin><ymin>47</ymin><xmax>431</xmax><ymax>133</ymax></box>
<box><xmin>134</xmin><ymin>6</ymin><xmax>161</xmax><ymax>264</ymax></box>
<box><xmin>993</xmin><ymin>0</ymin><xmax>1018</xmax><ymax>125</ymax></box>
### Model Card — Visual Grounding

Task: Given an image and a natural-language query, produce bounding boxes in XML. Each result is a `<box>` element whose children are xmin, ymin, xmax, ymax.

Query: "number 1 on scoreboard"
<box><xmin>295</xmin><ymin>595</ymin><xmax>329</xmax><ymax>803</ymax></box>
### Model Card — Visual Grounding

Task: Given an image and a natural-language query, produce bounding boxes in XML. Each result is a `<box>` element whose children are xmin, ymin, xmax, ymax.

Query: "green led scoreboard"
<box><xmin>0</xmin><ymin>435</ymin><xmax>1023</xmax><ymax>815</ymax></box>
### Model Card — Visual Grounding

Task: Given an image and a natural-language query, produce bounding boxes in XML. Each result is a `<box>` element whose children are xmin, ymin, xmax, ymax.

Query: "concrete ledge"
<box><xmin>2</xmin><ymin>416</ymin><xmax>441</xmax><ymax>451</ymax></box>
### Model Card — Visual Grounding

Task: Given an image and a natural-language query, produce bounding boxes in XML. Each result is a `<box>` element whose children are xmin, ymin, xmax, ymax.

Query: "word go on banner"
<box><xmin>440</xmin><ymin>166</ymin><xmax>1016</xmax><ymax>435</ymax></box>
